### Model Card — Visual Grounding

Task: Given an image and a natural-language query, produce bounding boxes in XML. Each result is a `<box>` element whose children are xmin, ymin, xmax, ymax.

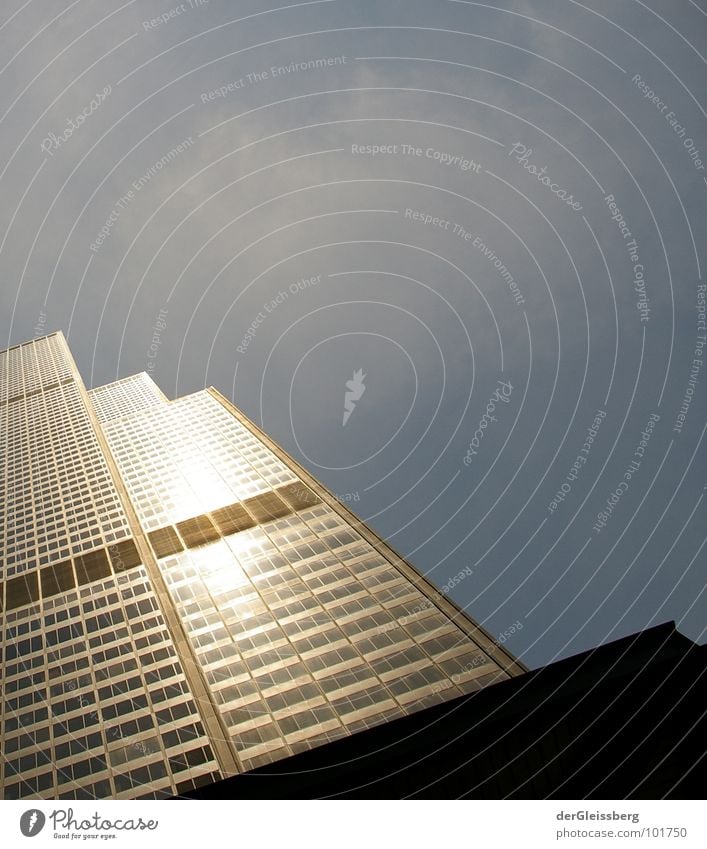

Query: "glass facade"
<box><xmin>0</xmin><ymin>337</ymin><xmax>131</xmax><ymax>577</ymax></box>
<box><xmin>1</xmin><ymin>332</ymin><xmax>521</xmax><ymax>799</ymax></box>
<box><xmin>1</xmin><ymin>336</ymin><xmax>221</xmax><ymax>799</ymax></box>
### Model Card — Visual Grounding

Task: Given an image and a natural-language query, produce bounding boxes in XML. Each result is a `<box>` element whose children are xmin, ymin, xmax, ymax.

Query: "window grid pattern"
<box><xmin>1</xmin><ymin>339</ymin><xmax>131</xmax><ymax>578</ymax></box>
<box><xmin>100</xmin><ymin>392</ymin><xmax>298</xmax><ymax>531</ymax></box>
<box><xmin>89</xmin><ymin>374</ymin><xmax>167</xmax><ymax>424</ymax></box>
<box><xmin>1</xmin><ymin>341</ymin><xmax>220</xmax><ymax>800</ymax></box>
<box><xmin>0</xmin><ymin>567</ymin><xmax>221</xmax><ymax>799</ymax></box>
<box><xmin>157</xmin><ymin>504</ymin><xmax>505</xmax><ymax>771</ymax></box>
<box><xmin>0</xmin><ymin>335</ymin><xmax>72</xmax><ymax>403</ymax></box>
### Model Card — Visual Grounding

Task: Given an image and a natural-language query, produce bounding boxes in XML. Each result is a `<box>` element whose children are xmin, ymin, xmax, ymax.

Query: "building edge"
<box><xmin>207</xmin><ymin>387</ymin><xmax>527</xmax><ymax>677</ymax></box>
<box><xmin>53</xmin><ymin>333</ymin><xmax>242</xmax><ymax>780</ymax></box>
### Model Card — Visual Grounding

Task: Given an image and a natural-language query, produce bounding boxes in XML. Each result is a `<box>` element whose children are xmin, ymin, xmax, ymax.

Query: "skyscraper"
<box><xmin>1</xmin><ymin>332</ymin><xmax>523</xmax><ymax>800</ymax></box>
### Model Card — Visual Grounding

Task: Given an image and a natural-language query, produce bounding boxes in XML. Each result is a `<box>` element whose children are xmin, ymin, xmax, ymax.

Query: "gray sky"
<box><xmin>1</xmin><ymin>0</ymin><xmax>705</xmax><ymax>668</ymax></box>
